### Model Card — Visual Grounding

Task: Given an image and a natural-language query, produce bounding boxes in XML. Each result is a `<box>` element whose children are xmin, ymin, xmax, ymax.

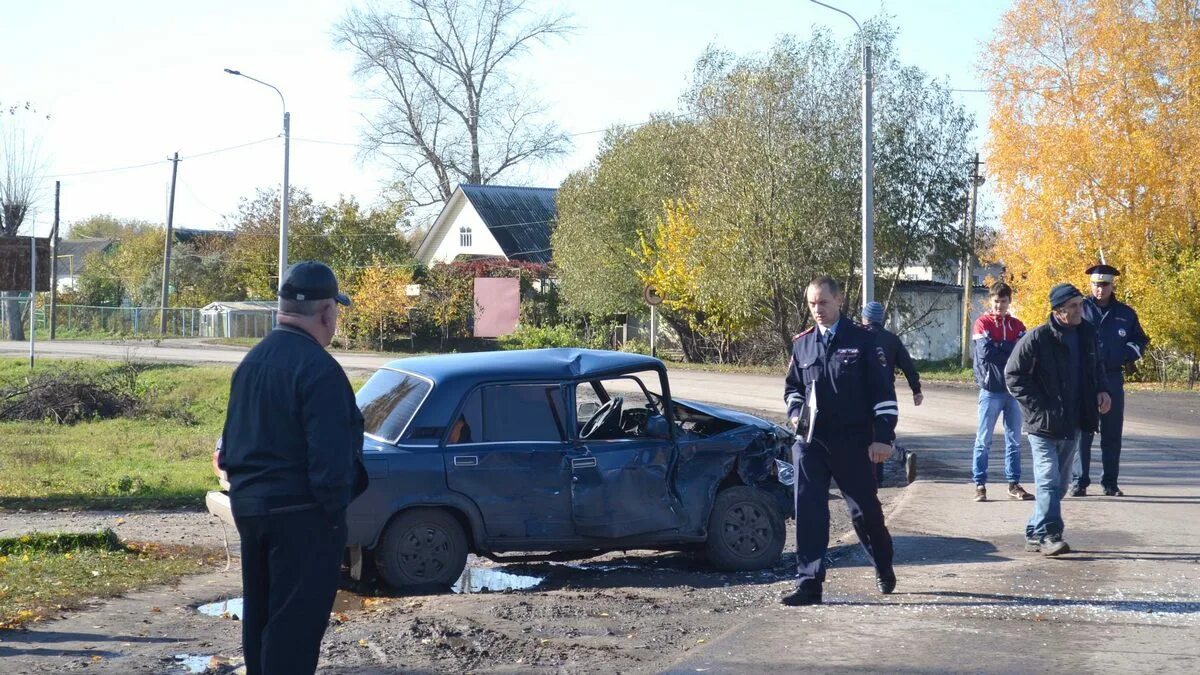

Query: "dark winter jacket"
<box><xmin>219</xmin><ymin>325</ymin><xmax>367</xmax><ymax>517</ymax></box>
<box><xmin>865</xmin><ymin>322</ymin><xmax>921</xmax><ymax>394</ymax></box>
<box><xmin>1004</xmin><ymin>316</ymin><xmax>1109</xmax><ymax>440</ymax></box>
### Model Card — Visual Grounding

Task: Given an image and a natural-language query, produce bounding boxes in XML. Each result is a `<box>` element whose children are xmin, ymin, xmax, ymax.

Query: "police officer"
<box><xmin>219</xmin><ymin>261</ymin><xmax>367</xmax><ymax>675</ymax></box>
<box><xmin>1070</xmin><ymin>264</ymin><xmax>1149</xmax><ymax>497</ymax></box>
<box><xmin>861</xmin><ymin>300</ymin><xmax>922</xmax><ymax>486</ymax></box>
<box><xmin>781</xmin><ymin>277</ymin><xmax>899</xmax><ymax>606</ymax></box>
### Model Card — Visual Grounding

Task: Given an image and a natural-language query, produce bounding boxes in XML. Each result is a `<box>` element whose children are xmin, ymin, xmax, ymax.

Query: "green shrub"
<box><xmin>498</xmin><ymin>324</ymin><xmax>583</xmax><ymax>350</ymax></box>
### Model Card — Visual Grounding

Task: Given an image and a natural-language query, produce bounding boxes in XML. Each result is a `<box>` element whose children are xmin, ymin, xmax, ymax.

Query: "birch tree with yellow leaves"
<box><xmin>984</xmin><ymin>0</ymin><xmax>1200</xmax><ymax>367</ymax></box>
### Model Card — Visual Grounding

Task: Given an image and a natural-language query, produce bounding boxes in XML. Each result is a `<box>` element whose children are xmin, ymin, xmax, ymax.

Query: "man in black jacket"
<box><xmin>219</xmin><ymin>261</ymin><xmax>367</xmax><ymax>675</ymax></box>
<box><xmin>1004</xmin><ymin>284</ymin><xmax>1111</xmax><ymax>557</ymax></box>
<box><xmin>861</xmin><ymin>301</ymin><xmax>921</xmax><ymax>485</ymax></box>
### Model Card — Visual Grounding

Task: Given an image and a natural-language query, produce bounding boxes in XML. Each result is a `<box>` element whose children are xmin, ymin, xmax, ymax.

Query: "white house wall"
<box><xmin>424</xmin><ymin>199</ymin><xmax>507</xmax><ymax>264</ymax></box>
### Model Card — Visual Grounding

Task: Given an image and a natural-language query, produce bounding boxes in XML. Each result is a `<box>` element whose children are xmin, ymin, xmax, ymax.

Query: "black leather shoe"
<box><xmin>1103</xmin><ymin>486</ymin><xmax>1124</xmax><ymax>496</ymax></box>
<box><xmin>876</xmin><ymin>574</ymin><xmax>896</xmax><ymax>595</ymax></box>
<box><xmin>781</xmin><ymin>589</ymin><xmax>823</xmax><ymax>606</ymax></box>
<box><xmin>1069</xmin><ymin>485</ymin><xmax>1087</xmax><ymax>497</ymax></box>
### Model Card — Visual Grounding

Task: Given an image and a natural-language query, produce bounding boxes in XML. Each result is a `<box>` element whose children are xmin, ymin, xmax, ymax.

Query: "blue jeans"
<box><xmin>972</xmin><ymin>390</ymin><xmax>1023</xmax><ymax>485</ymax></box>
<box><xmin>1025</xmin><ymin>432</ymin><xmax>1080</xmax><ymax>539</ymax></box>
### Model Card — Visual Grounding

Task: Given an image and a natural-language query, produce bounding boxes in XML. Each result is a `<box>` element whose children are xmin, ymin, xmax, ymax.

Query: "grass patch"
<box><xmin>0</xmin><ymin>530</ymin><xmax>216</xmax><ymax>629</ymax></box>
<box><xmin>0</xmin><ymin>358</ymin><xmax>233</xmax><ymax>510</ymax></box>
<box><xmin>914</xmin><ymin>358</ymin><xmax>975</xmax><ymax>383</ymax></box>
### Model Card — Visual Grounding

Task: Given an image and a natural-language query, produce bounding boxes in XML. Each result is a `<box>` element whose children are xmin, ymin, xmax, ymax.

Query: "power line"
<box><xmin>45</xmin><ymin>136</ymin><xmax>279</xmax><ymax>180</ymax></box>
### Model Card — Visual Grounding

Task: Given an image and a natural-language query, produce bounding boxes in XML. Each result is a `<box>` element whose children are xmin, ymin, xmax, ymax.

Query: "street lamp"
<box><xmin>809</xmin><ymin>1</ymin><xmax>874</xmax><ymax>306</ymax></box>
<box><xmin>224</xmin><ymin>68</ymin><xmax>290</xmax><ymax>287</ymax></box>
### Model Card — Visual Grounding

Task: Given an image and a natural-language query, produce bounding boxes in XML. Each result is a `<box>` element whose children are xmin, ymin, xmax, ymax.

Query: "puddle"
<box><xmin>173</xmin><ymin>653</ymin><xmax>213</xmax><ymax>673</ymax></box>
<box><xmin>197</xmin><ymin>597</ymin><xmax>243</xmax><ymax>620</ymax></box>
<box><xmin>452</xmin><ymin>566</ymin><xmax>544</xmax><ymax>593</ymax></box>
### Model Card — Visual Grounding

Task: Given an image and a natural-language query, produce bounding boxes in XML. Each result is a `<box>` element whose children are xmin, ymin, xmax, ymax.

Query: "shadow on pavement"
<box><xmin>829</xmin><ymin>534</ymin><xmax>1009</xmax><ymax>568</ymax></box>
<box><xmin>911</xmin><ymin>590</ymin><xmax>1200</xmax><ymax>614</ymax></box>
<box><xmin>0</xmin><ymin>630</ymin><xmax>178</xmax><ymax>660</ymax></box>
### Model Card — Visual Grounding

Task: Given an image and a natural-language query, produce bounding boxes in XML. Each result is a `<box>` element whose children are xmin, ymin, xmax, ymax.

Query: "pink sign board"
<box><xmin>473</xmin><ymin>276</ymin><xmax>520</xmax><ymax>337</ymax></box>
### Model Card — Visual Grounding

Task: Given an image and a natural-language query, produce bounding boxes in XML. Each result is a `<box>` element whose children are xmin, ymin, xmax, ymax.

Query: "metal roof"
<box><xmin>459</xmin><ymin>184</ymin><xmax>556</xmax><ymax>264</ymax></box>
<box><xmin>56</xmin><ymin>238</ymin><xmax>115</xmax><ymax>278</ymax></box>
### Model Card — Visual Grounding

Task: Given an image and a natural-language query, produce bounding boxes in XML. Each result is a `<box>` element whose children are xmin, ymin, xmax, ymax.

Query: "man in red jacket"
<box><xmin>971</xmin><ymin>282</ymin><xmax>1032</xmax><ymax>502</ymax></box>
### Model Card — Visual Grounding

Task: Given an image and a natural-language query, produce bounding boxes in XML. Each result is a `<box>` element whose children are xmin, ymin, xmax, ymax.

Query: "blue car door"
<box><xmin>569</xmin><ymin>378</ymin><xmax>685</xmax><ymax>538</ymax></box>
<box><xmin>444</xmin><ymin>383</ymin><xmax>575</xmax><ymax>540</ymax></box>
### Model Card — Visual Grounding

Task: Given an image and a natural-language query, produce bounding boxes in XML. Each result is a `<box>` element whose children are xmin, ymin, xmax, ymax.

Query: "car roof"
<box><xmin>382</xmin><ymin>348</ymin><xmax>665</xmax><ymax>386</ymax></box>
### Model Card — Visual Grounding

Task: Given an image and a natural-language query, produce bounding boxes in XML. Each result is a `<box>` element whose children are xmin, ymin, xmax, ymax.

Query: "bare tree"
<box><xmin>335</xmin><ymin>0</ymin><xmax>572</xmax><ymax>209</ymax></box>
<box><xmin>1</xmin><ymin>103</ymin><xmax>46</xmax><ymax>341</ymax></box>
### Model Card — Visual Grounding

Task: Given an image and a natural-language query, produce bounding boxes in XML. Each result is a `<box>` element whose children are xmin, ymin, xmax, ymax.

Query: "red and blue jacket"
<box><xmin>972</xmin><ymin>313</ymin><xmax>1026</xmax><ymax>393</ymax></box>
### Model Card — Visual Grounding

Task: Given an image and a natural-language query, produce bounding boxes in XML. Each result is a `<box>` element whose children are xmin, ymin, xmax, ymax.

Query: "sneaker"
<box><xmin>1007</xmin><ymin>483</ymin><xmax>1033</xmax><ymax>501</ymax></box>
<box><xmin>1069</xmin><ymin>485</ymin><xmax>1087</xmax><ymax>497</ymax></box>
<box><xmin>1103</xmin><ymin>486</ymin><xmax>1124</xmax><ymax>497</ymax></box>
<box><xmin>781</xmin><ymin>588</ymin><xmax>823</xmax><ymax>606</ymax></box>
<box><xmin>1024</xmin><ymin>537</ymin><xmax>1042</xmax><ymax>552</ymax></box>
<box><xmin>904</xmin><ymin>451</ymin><xmax>918</xmax><ymax>484</ymax></box>
<box><xmin>973</xmin><ymin>485</ymin><xmax>987</xmax><ymax>502</ymax></box>
<box><xmin>1041</xmin><ymin>535</ymin><xmax>1071</xmax><ymax>557</ymax></box>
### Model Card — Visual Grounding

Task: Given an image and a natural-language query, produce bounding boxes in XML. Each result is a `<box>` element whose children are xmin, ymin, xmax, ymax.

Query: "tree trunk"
<box><xmin>661</xmin><ymin>313</ymin><xmax>704</xmax><ymax>363</ymax></box>
<box><xmin>3</xmin><ymin>293</ymin><xmax>26</xmax><ymax>342</ymax></box>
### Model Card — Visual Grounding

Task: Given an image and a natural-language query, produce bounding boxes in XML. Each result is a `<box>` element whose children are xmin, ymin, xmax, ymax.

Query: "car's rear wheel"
<box><xmin>374</xmin><ymin>508</ymin><xmax>469</xmax><ymax>589</ymax></box>
<box><xmin>704</xmin><ymin>486</ymin><xmax>785</xmax><ymax>571</ymax></box>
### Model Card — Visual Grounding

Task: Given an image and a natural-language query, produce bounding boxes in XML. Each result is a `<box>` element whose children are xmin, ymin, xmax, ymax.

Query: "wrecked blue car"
<box><xmin>345</xmin><ymin>348</ymin><xmax>794</xmax><ymax>590</ymax></box>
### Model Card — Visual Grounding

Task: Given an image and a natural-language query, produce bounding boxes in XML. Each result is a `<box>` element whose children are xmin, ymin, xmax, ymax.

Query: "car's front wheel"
<box><xmin>704</xmin><ymin>486</ymin><xmax>785</xmax><ymax>571</ymax></box>
<box><xmin>374</xmin><ymin>508</ymin><xmax>469</xmax><ymax>589</ymax></box>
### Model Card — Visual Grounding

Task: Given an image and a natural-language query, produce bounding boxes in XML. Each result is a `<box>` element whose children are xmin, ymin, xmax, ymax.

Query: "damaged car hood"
<box><xmin>672</xmin><ymin>397</ymin><xmax>783</xmax><ymax>433</ymax></box>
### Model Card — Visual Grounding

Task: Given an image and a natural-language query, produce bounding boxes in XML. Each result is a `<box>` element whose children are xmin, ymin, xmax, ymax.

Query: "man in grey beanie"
<box><xmin>1004</xmin><ymin>283</ymin><xmax>1111</xmax><ymax>556</ymax></box>
<box><xmin>861</xmin><ymin>301</ymin><xmax>921</xmax><ymax>485</ymax></box>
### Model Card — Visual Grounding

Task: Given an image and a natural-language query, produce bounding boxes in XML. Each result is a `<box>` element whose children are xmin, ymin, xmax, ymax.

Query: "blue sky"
<box><xmin>4</xmin><ymin>0</ymin><xmax>1010</xmax><ymax>236</ymax></box>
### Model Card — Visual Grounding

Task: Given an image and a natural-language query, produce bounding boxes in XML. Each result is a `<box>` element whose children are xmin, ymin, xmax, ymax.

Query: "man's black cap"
<box><xmin>1085</xmin><ymin>263</ymin><xmax>1120</xmax><ymax>283</ymax></box>
<box><xmin>278</xmin><ymin>261</ymin><xmax>351</xmax><ymax>306</ymax></box>
<box><xmin>1048</xmin><ymin>282</ymin><xmax>1082</xmax><ymax>309</ymax></box>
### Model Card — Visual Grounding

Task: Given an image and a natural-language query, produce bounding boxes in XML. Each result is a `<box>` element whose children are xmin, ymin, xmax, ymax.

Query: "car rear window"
<box><xmin>357</xmin><ymin>369</ymin><xmax>432</xmax><ymax>442</ymax></box>
<box><xmin>450</xmin><ymin>384</ymin><xmax>566</xmax><ymax>443</ymax></box>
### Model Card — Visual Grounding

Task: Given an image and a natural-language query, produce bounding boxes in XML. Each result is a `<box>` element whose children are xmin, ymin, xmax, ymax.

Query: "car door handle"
<box><xmin>453</xmin><ymin>456</ymin><xmax>479</xmax><ymax>467</ymax></box>
<box><xmin>571</xmin><ymin>457</ymin><xmax>597</xmax><ymax>469</ymax></box>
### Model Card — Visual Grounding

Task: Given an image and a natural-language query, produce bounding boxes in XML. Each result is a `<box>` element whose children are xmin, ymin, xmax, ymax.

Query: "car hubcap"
<box><xmin>721</xmin><ymin>502</ymin><xmax>770</xmax><ymax>558</ymax></box>
<box><xmin>398</xmin><ymin>524</ymin><xmax>451</xmax><ymax>580</ymax></box>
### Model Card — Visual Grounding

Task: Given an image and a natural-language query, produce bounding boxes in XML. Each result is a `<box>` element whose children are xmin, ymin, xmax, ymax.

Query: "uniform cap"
<box><xmin>1085</xmin><ymin>263</ymin><xmax>1120</xmax><ymax>284</ymax></box>
<box><xmin>278</xmin><ymin>261</ymin><xmax>351</xmax><ymax>306</ymax></box>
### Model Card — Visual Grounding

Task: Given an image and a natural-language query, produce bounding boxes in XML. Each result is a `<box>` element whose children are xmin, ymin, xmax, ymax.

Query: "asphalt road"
<box><xmin>4</xmin><ymin>339</ymin><xmax>1199</xmax><ymax>672</ymax></box>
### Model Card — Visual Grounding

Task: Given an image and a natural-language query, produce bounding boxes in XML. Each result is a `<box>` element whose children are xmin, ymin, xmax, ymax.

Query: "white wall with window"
<box><xmin>421</xmin><ymin>192</ymin><xmax>506</xmax><ymax>264</ymax></box>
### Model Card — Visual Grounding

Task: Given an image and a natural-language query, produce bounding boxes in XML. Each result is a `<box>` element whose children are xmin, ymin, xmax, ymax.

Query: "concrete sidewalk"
<box><xmin>667</xmin><ymin>476</ymin><xmax>1200</xmax><ymax>674</ymax></box>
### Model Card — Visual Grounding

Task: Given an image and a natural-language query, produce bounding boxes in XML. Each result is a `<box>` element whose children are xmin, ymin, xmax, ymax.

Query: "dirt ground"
<box><xmin>0</xmin><ymin>465</ymin><xmax>909</xmax><ymax>674</ymax></box>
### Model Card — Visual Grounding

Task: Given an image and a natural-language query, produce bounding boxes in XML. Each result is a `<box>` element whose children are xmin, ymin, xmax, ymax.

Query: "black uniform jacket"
<box><xmin>784</xmin><ymin>315</ymin><xmax>898</xmax><ymax>445</ymax></box>
<box><xmin>219</xmin><ymin>325</ymin><xmax>366</xmax><ymax>517</ymax></box>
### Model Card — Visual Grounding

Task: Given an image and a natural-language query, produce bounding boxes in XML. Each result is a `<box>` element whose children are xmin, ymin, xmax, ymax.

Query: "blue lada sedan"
<box><xmin>212</xmin><ymin>348</ymin><xmax>794</xmax><ymax>591</ymax></box>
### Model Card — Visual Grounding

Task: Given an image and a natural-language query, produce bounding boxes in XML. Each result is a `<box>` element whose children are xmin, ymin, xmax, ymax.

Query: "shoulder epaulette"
<box><xmin>793</xmin><ymin>327</ymin><xmax>815</xmax><ymax>341</ymax></box>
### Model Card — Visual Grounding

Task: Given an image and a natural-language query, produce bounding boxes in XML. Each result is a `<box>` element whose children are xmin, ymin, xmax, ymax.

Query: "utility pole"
<box><xmin>159</xmin><ymin>153</ymin><xmax>180</xmax><ymax>337</ymax></box>
<box><xmin>49</xmin><ymin>181</ymin><xmax>60</xmax><ymax>340</ymax></box>
<box><xmin>29</xmin><ymin>228</ymin><xmax>35</xmax><ymax>369</ymax></box>
<box><xmin>960</xmin><ymin>153</ymin><xmax>984</xmax><ymax>369</ymax></box>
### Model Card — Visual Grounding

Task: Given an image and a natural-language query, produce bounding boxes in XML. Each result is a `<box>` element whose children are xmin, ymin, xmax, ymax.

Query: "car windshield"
<box><xmin>357</xmin><ymin>369</ymin><xmax>432</xmax><ymax>442</ymax></box>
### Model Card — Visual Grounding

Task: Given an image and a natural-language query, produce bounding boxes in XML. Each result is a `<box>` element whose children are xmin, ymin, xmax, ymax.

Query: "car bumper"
<box><xmin>205</xmin><ymin>490</ymin><xmax>235</xmax><ymax>528</ymax></box>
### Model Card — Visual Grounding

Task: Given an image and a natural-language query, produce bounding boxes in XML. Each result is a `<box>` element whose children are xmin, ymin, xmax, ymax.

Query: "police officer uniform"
<box><xmin>219</xmin><ymin>261</ymin><xmax>367</xmax><ymax>675</ymax></box>
<box><xmin>1072</xmin><ymin>264</ymin><xmax>1148</xmax><ymax>497</ymax></box>
<box><xmin>782</xmin><ymin>315</ymin><xmax>899</xmax><ymax>605</ymax></box>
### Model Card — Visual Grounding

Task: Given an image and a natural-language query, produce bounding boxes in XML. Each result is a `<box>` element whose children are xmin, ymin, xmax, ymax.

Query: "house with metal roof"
<box><xmin>415</xmin><ymin>184</ymin><xmax>555</xmax><ymax>265</ymax></box>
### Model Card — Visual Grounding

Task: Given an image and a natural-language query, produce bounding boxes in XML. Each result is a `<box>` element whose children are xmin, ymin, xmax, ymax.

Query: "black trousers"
<box><xmin>794</xmin><ymin>430</ymin><xmax>894</xmax><ymax>594</ymax></box>
<box><xmin>234</xmin><ymin>507</ymin><xmax>347</xmax><ymax>675</ymax></box>
<box><xmin>1075</xmin><ymin>372</ymin><xmax>1125</xmax><ymax>490</ymax></box>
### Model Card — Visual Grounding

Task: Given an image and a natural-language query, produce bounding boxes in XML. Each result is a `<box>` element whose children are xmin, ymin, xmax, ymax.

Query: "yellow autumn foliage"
<box><xmin>633</xmin><ymin>201</ymin><xmax>756</xmax><ymax>349</ymax></box>
<box><xmin>984</xmin><ymin>0</ymin><xmax>1200</xmax><ymax>356</ymax></box>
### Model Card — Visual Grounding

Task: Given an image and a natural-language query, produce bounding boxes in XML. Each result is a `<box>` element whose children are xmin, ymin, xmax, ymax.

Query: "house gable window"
<box><xmin>459</xmin><ymin>226</ymin><xmax>472</xmax><ymax>248</ymax></box>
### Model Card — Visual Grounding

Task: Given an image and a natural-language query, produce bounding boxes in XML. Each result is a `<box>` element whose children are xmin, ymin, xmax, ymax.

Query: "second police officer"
<box><xmin>781</xmin><ymin>277</ymin><xmax>899</xmax><ymax>606</ymax></box>
<box><xmin>1071</xmin><ymin>263</ymin><xmax>1149</xmax><ymax>497</ymax></box>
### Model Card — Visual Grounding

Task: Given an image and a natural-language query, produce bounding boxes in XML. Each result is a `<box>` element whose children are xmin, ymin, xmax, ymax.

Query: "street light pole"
<box><xmin>809</xmin><ymin>1</ymin><xmax>874</xmax><ymax>306</ymax></box>
<box><xmin>224</xmin><ymin>68</ymin><xmax>290</xmax><ymax>287</ymax></box>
